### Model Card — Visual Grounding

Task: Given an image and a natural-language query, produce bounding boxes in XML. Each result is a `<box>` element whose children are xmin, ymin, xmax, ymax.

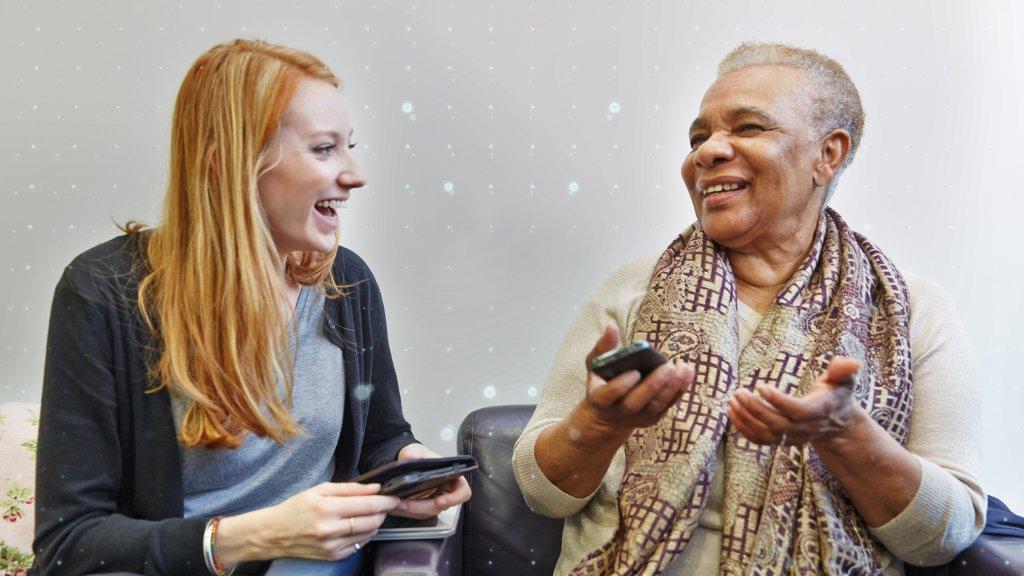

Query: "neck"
<box><xmin>277</xmin><ymin>252</ymin><xmax>289</xmax><ymax>282</ymax></box>
<box><xmin>728</xmin><ymin>239</ymin><xmax>810</xmax><ymax>290</ymax></box>
<box><xmin>278</xmin><ymin>252</ymin><xmax>300</xmax><ymax>310</ymax></box>
<box><xmin>725</xmin><ymin>212</ymin><xmax>821</xmax><ymax>312</ymax></box>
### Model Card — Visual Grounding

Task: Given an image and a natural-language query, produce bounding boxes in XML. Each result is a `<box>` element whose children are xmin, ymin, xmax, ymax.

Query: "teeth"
<box><xmin>315</xmin><ymin>199</ymin><xmax>346</xmax><ymax>213</ymax></box>
<box><xmin>702</xmin><ymin>182</ymin><xmax>744</xmax><ymax>196</ymax></box>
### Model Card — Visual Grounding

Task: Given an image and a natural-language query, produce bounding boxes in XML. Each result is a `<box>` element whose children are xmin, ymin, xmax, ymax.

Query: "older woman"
<box><xmin>31</xmin><ymin>39</ymin><xmax>470</xmax><ymax>576</ymax></box>
<box><xmin>513</xmin><ymin>42</ymin><xmax>985</xmax><ymax>575</ymax></box>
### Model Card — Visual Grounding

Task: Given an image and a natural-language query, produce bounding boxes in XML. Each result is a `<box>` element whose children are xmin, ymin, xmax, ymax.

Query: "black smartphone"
<box><xmin>348</xmin><ymin>456</ymin><xmax>478</xmax><ymax>499</ymax></box>
<box><xmin>590</xmin><ymin>340</ymin><xmax>668</xmax><ymax>381</ymax></box>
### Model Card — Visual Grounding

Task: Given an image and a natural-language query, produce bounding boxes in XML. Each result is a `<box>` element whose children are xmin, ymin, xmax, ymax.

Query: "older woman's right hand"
<box><xmin>577</xmin><ymin>325</ymin><xmax>695</xmax><ymax>439</ymax></box>
<box><xmin>216</xmin><ymin>482</ymin><xmax>400</xmax><ymax>566</ymax></box>
<box><xmin>533</xmin><ymin>325</ymin><xmax>696</xmax><ymax>498</ymax></box>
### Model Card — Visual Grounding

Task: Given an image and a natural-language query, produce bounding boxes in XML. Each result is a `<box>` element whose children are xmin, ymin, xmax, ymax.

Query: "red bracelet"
<box><xmin>206</xmin><ymin>516</ymin><xmax>235</xmax><ymax>576</ymax></box>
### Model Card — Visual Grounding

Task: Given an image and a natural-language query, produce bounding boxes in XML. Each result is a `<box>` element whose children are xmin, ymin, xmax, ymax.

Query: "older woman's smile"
<box><xmin>701</xmin><ymin>183</ymin><xmax>745</xmax><ymax>197</ymax></box>
<box><xmin>697</xmin><ymin>178</ymin><xmax>750</xmax><ymax>211</ymax></box>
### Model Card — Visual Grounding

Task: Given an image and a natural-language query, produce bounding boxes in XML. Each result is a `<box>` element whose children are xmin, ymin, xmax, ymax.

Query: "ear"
<box><xmin>812</xmin><ymin>129</ymin><xmax>852</xmax><ymax>189</ymax></box>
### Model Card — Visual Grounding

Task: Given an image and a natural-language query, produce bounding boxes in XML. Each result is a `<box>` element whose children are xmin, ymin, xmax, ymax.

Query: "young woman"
<box><xmin>31</xmin><ymin>39</ymin><xmax>470</xmax><ymax>576</ymax></box>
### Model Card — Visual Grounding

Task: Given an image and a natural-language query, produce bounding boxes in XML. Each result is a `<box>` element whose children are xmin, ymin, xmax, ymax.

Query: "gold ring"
<box><xmin>348</xmin><ymin>516</ymin><xmax>356</xmax><ymax>536</ymax></box>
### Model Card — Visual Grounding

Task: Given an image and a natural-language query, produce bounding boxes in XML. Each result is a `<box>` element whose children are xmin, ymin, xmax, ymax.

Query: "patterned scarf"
<box><xmin>570</xmin><ymin>209</ymin><xmax>913</xmax><ymax>575</ymax></box>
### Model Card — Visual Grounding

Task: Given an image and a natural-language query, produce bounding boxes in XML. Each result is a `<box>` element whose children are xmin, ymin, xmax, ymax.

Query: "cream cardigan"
<box><xmin>513</xmin><ymin>254</ymin><xmax>986</xmax><ymax>575</ymax></box>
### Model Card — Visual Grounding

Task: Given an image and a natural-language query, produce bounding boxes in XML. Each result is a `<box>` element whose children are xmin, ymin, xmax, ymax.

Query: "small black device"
<box><xmin>590</xmin><ymin>340</ymin><xmax>668</xmax><ymax>381</ymax></box>
<box><xmin>349</xmin><ymin>456</ymin><xmax>478</xmax><ymax>499</ymax></box>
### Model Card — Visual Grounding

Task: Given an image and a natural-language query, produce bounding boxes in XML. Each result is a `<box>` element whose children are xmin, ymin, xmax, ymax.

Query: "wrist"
<box><xmin>214</xmin><ymin>507</ymin><xmax>277</xmax><ymax>566</ymax></box>
<box><xmin>811</xmin><ymin>404</ymin><xmax>872</xmax><ymax>456</ymax></box>
<box><xmin>398</xmin><ymin>442</ymin><xmax>435</xmax><ymax>461</ymax></box>
<box><xmin>568</xmin><ymin>404</ymin><xmax>631</xmax><ymax>450</ymax></box>
<box><xmin>202</xmin><ymin>516</ymin><xmax>236</xmax><ymax>575</ymax></box>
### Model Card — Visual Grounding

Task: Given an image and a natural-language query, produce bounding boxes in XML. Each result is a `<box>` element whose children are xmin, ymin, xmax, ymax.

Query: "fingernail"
<box><xmin>626</xmin><ymin>370</ymin><xmax>642</xmax><ymax>386</ymax></box>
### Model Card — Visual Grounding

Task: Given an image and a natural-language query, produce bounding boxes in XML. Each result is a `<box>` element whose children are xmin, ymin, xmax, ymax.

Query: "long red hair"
<box><xmin>126</xmin><ymin>39</ymin><xmax>347</xmax><ymax>448</ymax></box>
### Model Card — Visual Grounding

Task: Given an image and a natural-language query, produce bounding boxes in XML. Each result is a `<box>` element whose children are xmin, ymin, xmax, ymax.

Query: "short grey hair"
<box><xmin>718</xmin><ymin>42</ymin><xmax>864</xmax><ymax>202</ymax></box>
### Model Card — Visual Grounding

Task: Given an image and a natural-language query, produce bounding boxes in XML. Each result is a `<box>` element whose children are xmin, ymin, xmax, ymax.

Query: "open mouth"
<box><xmin>700</xmin><ymin>182</ymin><xmax>748</xmax><ymax>197</ymax></box>
<box><xmin>314</xmin><ymin>199</ymin><xmax>344</xmax><ymax>218</ymax></box>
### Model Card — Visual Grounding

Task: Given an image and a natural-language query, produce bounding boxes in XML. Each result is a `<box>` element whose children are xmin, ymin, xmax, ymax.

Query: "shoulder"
<box><xmin>61</xmin><ymin>234</ymin><xmax>145</xmax><ymax>304</ymax></box>
<box><xmin>902</xmin><ymin>270</ymin><xmax>959</xmax><ymax>330</ymax></box>
<box><xmin>331</xmin><ymin>246</ymin><xmax>376</xmax><ymax>286</ymax></box>
<box><xmin>574</xmin><ymin>252</ymin><xmax>661</xmax><ymax>335</ymax></box>
<box><xmin>900</xmin><ymin>269</ymin><xmax>971</xmax><ymax>362</ymax></box>
<box><xmin>590</xmin><ymin>252</ymin><xmax>660</xmax><ymax>305</ymax></box>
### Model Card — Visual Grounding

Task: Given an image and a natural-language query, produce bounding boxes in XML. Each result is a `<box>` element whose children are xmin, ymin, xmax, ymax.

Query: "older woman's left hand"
<box><xmin>389</xmin><ymin>443</ymin><xmax>473</xmax><ymax>520</ymax></box>
<box><xmin>727</xmin><ymin>357</ymin><xmax>862</xmax><ymax>446</ymax></box>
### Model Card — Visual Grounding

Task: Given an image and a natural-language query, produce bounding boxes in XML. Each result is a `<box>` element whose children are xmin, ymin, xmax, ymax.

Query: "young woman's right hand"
<box><xmin>216</xmin><ymin>482</ymin><xmax>401</xmax><ymax>565</ymax></box>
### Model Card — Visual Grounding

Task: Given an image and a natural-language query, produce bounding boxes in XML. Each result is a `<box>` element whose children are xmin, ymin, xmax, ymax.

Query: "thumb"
<box><xmin>585</xmin><ymin>324</ymin><xmax>621</xmax><ymax>370</ymax></box>
<box><xmin>314</xmin><ymin>482</ymin><xmax>382</xmax><ymax>497</ymax></box>
<box><xmin>824</xmin><ymin>356</ymin><xmax>860</xmax><ymax>388</ymax></box>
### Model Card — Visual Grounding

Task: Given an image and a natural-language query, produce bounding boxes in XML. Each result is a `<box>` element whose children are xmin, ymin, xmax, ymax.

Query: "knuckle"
<box><xmin>313</xmin><ymin>500</ymin><xmax>331</xmax><ymax>517</ymax></box>
<box><xmin>313</xmin><ymin>523</ymin><xmax>333</xmax><ymax>541</ymax></box>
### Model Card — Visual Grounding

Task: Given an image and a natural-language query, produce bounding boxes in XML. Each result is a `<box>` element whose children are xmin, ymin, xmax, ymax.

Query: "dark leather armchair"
<box><xmin>375</xmin><ymin>405</ymin><xmax>1023</xmax><ymax>576</ymax></box>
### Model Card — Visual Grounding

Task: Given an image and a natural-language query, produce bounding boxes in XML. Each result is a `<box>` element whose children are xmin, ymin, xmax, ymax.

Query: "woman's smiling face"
<box><xmin>258</xmin><ymin>78</ymin><xmax>366</xmax><ymax>255</ymax></box>
<box><xmin>681</xmin><ymin>64</ymin><xmax>828</xmax><ymax>250</ymax></box>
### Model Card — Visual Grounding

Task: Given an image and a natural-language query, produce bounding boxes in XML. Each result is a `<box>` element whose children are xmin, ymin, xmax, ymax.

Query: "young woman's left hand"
<box><xmin>389</xmin><ymin>443</ymin><xmax>473</xmax><ymax>520</ymax></box>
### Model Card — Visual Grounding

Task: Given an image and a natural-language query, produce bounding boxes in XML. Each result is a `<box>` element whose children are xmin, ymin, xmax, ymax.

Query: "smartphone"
<box><xmin>348</xmin><ymin>456</ymin><xmax>478</xmax><ymax>499</ymax></box>
<box><xmin>590</xmin><ymin>340</ymin><xmax>668</xmax><ymax>381</ymax></box>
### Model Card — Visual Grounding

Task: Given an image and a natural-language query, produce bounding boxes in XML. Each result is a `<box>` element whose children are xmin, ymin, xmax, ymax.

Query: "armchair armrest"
<box><xmin>907</xmin><ymin>534</ymin><xmax>1024</xmax><ymax>576</ymax></box>
<box><xmin>951</xmin><ymin>534</ymin><xmax>1024</xmax><ymax>575</ymax></box>
<box><xmin>372</xmin><ymin>536</ymin><xmax>460</xmax><ymax>576</ymax></box>
<box><xmin>372</xmin><ymin>501</ymin><xmax>465</xmax><ymax>575</ymax></box>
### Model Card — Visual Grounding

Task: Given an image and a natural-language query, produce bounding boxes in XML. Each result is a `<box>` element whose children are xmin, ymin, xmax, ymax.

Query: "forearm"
<box><xmin>812</xmin><ymin>405</ymin><xmax>922</xmax><ymax>527</ymax></box>
<box><xmin>535</xmin><ymin>406</ymin><xmax>629</xmax><ymax>498</ymax></box>
<box><xmin>215</xmin><ymin>507</ymin><xmax>279</xmax><ymax>566</ymax></box>
<box><xmin>32</xmin><ymin>512</ymin><xmax>209</xmax><ymax>575</ymax></box>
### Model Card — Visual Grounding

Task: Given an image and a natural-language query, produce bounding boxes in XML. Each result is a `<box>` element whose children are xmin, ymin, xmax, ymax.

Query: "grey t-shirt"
<box><xmin>171</xmin><ymin>285</ymin><xmax>345</xmax><ymax>518</ymax></box>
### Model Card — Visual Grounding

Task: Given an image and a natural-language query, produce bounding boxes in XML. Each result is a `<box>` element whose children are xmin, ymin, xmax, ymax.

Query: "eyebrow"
<box><xmin>689</xmin><ymin>106</ymin><xmax>778</xmax><ymax>134</ymax></box>
<box><xmin>307</xmin><ymin>128</ymin><xmax>355</xmax><ymax>141</ymax></box>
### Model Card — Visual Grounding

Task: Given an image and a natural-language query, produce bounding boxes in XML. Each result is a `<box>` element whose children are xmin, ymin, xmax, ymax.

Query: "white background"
<box><xmin>2</xmin><ymin>1</ymin><xmax>1021</xmax><ymax>511</ymax></box>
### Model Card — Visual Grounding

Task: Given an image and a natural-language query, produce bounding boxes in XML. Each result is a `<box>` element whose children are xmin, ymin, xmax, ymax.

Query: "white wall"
<box><xmin>2</xmin><ymin>1</ymin><xmax>1020</xmax><ymax>511</ymax></box>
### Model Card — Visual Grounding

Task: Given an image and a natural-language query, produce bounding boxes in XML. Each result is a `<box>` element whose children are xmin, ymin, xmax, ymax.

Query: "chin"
<box><xmin>699</xmin><ymin>212</ymin><xmax>753</xmax><ymax>248</ymax></box>
<box><xmin>306</xmin><ymin>239</ymin><xmax>337</xmax><ymax>254</ymax></box>
<box><xmin>278</xmin><ymin>235</ymin><xmax>336</xmax><ymax>256</ymax></box>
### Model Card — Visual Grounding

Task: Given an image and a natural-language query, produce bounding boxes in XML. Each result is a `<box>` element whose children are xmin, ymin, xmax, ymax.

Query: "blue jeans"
<box><xmin>264</xmin><ymin>548</ymin><xmax>364</xmax><ymax>576</ymax></box>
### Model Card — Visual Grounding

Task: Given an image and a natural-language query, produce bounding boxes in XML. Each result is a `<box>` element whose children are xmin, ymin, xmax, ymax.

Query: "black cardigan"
<box><xmin>30</xmin><ymin>235</ymin><xmax>418</xmax><ymax>575</ymax></box>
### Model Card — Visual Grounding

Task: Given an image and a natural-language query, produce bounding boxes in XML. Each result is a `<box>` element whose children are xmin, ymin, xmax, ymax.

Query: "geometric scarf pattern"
<box><xmin>570</xmin><ymin>209</ymin><xmax>913</xmax><ymax>575</ymax></box>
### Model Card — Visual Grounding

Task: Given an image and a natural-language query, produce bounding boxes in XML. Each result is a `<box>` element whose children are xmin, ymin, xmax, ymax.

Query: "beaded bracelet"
<box><xmin>203</xmin><ymin>516</ymin><xmax>236</xmax><ymax>576</ymax></box>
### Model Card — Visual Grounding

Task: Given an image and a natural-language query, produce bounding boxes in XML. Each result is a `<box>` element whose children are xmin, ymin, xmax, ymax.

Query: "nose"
<box><xmin>338</xmin><ymin>155</ymin><xmax>367</xmax><ymax>190</ymax></box>
<box><xmin>693</xmin><ymin>131</ymin><xmax>734</xmax><ymax>169</ymax></box>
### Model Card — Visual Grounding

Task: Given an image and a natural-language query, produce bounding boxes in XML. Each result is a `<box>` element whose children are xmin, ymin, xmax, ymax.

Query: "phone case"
<box><xmin>349</xmin><ymin>456</ymin><xmax>478</xmax><ymax>499</ymax></box>
<box><xmin>591</xmin><ymin>341</ymin><xmax>667</xmax><ymax>381</ymax></box>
